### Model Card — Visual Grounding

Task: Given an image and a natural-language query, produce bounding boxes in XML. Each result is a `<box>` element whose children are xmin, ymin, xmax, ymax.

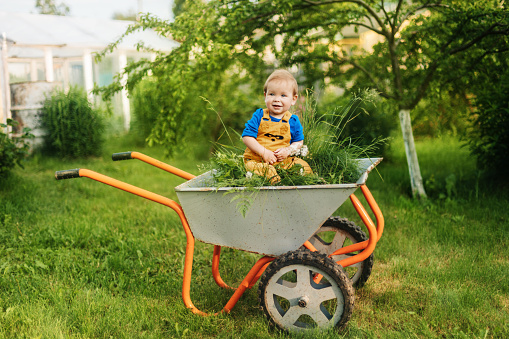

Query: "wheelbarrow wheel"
<box><xmin>307</xmin><ymin>217</ymin><xmax>374</xmax><ymax>287</ymax></box>
<box><xmin>258</xmin><ymin>249</ymin><xmax>354</xmax><ymax>333</ymax></box>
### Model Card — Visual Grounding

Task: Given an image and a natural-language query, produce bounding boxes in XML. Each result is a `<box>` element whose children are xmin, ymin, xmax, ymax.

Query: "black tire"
<box><xmin>307</xmin><ymin>217</ymin><xmax>374</xmax><ymax>287</ymax></box>
<box><xmin>258</xmin><ymin>249</ymin><xmax>354</xmax><ymax>333</ymax></box>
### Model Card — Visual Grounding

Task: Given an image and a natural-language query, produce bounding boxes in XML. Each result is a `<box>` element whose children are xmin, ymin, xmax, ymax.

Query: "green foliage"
<box><xmin>0</xmin><ymin>119</ymin><xmax>34</xmax><ymax>177</ymax></box>
<box><xmin>202</xmin><ymin>94</ymin><xmax>384</xmax><ymax>192</ymax></box>
<box><xmin>467</xmin><ymin>58</ymin><xmax>509</xmax><ymax>176</ymax></box>
<box><xmin>96</xmin><ymin>0</ymin><xmax>508</xmax><ymax>198</ymax></box>
<box><xmin>41</xmin><ymin>86</ymin><xmax>105</xmax><ymax>158</ymax></box>
<box><xmin>300</xmin><ymin>91</ymin><xmax>384</xmax><ymax>184</ymax></box>
<box><xmin>111</xmin><ymin>9</ymin><xmax>137</xmax><ymax>21</ymax></box>
<box><xmin>35</xmin><ymin>0</ymin><xmax>70</xmax><ymax>16</ymax></box>
<box><xmin>95</xmin><ymin>4</ymin><xmax>265</xmax><ymax>157</ymax></box>
<box><xmin>410</xmin><ymin>91</ymin><xmax>471</xmax><ymax>138</ymax></box>
<box><xmin>129</xmin><ymin>78</ymin><xmax>162</xmax><ymax>145</ymax></box>
<box><xmin>172</xmin><ymin>0</ymin><xmax>192</xmax><ymax>18</ymax></box>
<box><xmin>318</xmin><ymin>90</ymin><xmax>396</xmax><ymax>157</ymax></box>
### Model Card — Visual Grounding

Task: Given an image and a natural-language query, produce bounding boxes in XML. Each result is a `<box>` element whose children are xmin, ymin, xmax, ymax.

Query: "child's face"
<box><xmin>264</xmin><ymin>80</ymin><xmax>298</xmax><ymax>117</ymax></box>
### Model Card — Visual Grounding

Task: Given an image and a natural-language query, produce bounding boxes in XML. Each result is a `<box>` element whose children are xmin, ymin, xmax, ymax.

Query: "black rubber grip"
<box><xmin>112</xmin><ymin>152</ymin><xmax>133</xmax><ymax>161</ymax></box>
<box><xmin>55</xmin><ymin>169</ymin><xmax>81</xmax><ymax>180</ymax></box>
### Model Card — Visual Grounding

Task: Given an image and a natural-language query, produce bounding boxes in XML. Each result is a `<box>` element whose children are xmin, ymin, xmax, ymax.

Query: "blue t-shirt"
<box><xmin>242</xmin><ymin>108</ymin><xmax>304</xmax><ymax>144</ymax></box>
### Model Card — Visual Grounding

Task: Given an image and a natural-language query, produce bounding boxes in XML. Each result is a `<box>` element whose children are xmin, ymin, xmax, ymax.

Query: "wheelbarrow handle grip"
<box><xmin>55</xmin><ymin>169</ymin><xmax>81</xmax><ymax>180</ymax></box>
<box><xmin>112</xmin><ymin>152</ymin><xmax>133</xmax><ymax>161</ymax></box>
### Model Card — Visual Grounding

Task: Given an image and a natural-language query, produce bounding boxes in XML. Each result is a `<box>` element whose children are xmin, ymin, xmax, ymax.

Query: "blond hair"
<box><xmin>263</xmin><ymin>69</ymin><xmax>298</xmax><ymax>96</ymax></box>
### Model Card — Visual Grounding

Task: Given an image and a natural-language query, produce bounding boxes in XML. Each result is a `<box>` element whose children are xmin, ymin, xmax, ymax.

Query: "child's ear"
<box><xmin>292</xmin><ymin>94</ymin><xmax>298</xmax><ymax>105</ymax></box>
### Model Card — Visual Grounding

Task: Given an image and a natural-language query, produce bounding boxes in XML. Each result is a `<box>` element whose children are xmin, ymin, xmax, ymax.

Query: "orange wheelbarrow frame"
<box><xmin>55</xmin><ymin>151</ymin><xmax>384</xmax><ymax>316</ymax></box>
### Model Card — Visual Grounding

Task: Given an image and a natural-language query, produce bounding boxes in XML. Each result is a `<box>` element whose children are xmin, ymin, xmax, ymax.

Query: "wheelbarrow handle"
<box><xmin>112</xmin><ymin>152</ymin><xmax>133</xmax><ymax>161</ymax></box>
<box><xmin>111</xmin><ymin>151</ymin><xmax>196</xmax><ymax>181</ymax></box>
<box><xmin>55</xmin><ymin>169</ymin><xmax>81</xmax><ymax>180</ymax></box>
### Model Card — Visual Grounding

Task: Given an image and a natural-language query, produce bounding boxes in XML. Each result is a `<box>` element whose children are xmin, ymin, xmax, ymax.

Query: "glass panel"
<box><xmin>36</xmin><ymin>62</ymin><xmax>45</xmax><ymax>81</ymax></box>
<box><xmin>8</xmin><ymin>63</ymin><xmax>30</xmax><ymax>83</ymax></box>
<box><xmin>69</xmin><ymin>61</ymin><xmax>84</xmax><ymax>88</ymax></box>
<box><xmin>53</xmin><ymin>61</ymin><xmax>65</xmax><ymax>84</ymax></box>
<box><xmin>94</xmin><ymin>56</ymin><xmax>113</xmax><ymax>87</ymax></box>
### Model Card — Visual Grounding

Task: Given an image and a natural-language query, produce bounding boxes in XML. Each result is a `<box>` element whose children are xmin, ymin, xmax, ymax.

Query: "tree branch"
<box><xmin>448</xmin><ymin>25</ymin><xmax>509</xmax><ymax>55</ymax></box>
<box><xmin>301</xmin><ymin>0</ymin><xmax>390</xmax><ymax>37</ymax></box>
<box><xmin>394</xmin><ymin>0</ymin><xmax>403</xmax><ymax>26</ymax></box>
<box><xmin>338</xmin><ymin>20</ymin><xmax>385</xmax><ymax>35</ymax></box>
<box><xmin>381</xmin><ymin>0</ymin><xmax>395</xmax><ymax>34</ymax></box>
<box><xmin>406</xmin><ymin>62</ymin><xmax>439</xmax><ymax>109</ymax></box>
<box><xmin>346</xmin><ymin>59</ymin><xmax>396</xmax><ymax>99</ymax></box>
<box><xmin>395</xmin><ymin>2</ymin><xmax>450</xmax><ymax>33</ymax></box>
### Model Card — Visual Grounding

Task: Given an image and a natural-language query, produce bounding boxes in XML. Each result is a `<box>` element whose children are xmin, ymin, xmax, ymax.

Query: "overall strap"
<box><xmin>262</xmin><ymin>109</ymin><xmax>271</xmax><ymax>121</ymax></box>
<box><xmin>281</xmin><ymin>111</ymin><xmax>292</xmax><ymax>123</ymax></box>
<box><xmin>262</xmin><ymin>109</ymin><xmax>292</xmax><ymax>123</ymax></box>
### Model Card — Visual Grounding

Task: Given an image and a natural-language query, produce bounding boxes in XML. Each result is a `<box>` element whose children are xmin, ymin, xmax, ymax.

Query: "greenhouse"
<box><xmin>0</xmin><ymin>11</ymin><xmax>178</xmax><ymax>135</ymax></box>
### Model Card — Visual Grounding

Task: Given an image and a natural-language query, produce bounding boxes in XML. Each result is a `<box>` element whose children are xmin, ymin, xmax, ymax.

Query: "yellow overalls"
<box><xmin>244</xmin><ymin>109</ymin><xmax>312</xmax><ymax>183</ymax></box>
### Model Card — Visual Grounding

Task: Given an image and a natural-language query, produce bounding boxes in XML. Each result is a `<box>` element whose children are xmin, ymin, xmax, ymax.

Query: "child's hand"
<box><xmin>274</xmin><ymin>147</ymin><xmax>291</xmax><ymax>162</ymax></box>
<box><xmin>262</xmin><ymin>150</ymin><xmax>277</xmax><ymax>164</ymax></box>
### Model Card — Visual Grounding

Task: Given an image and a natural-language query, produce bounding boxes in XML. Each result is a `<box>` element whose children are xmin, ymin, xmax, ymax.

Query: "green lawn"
<box><xmin>0</xmin><ymin>135</ymin><xmax>507</xmax><ymax>338</ymax></box>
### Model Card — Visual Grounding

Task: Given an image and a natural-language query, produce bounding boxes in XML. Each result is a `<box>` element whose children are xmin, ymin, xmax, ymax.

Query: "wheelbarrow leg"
<box><xmin>212</xmin><ymin>245</ymin><xmax>234</xmax><ymax>290</ymax></box>
<box><xmin>332</xmin><ymin>184</ymin><xmax>384</xmax><ymax>268</ymax></box>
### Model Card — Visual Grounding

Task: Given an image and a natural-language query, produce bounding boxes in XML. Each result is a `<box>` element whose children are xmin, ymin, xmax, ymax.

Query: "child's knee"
<box><xmin>293</xmin><ymin>158</ymin><xmax>313</xmax><ymax>174</ymax></box>
<box><xmin>245</xmin><ymin>160</ymin><xmax>279</xmax><ymax>182</ymax></box>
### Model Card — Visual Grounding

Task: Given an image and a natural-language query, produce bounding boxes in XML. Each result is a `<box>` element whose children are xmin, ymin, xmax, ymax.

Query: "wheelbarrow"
<box><xmin>55</xmin><ymin>152</ymin><xmax>384</xmax><ymax>333</ymax></box>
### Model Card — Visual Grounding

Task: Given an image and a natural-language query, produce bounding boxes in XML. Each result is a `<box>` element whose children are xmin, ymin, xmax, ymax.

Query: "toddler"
<box><xmin>242</xmin><ymin>69</ymin><xmax>312</xmax><ymax>183</ymax></box>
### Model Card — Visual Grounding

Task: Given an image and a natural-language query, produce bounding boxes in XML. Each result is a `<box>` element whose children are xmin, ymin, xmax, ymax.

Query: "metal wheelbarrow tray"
<box><xmin>55</xmin><ymin>152</ymin><xmax>384</xmax><ymax>333</ymax></box>
<box><xmin>175</xmin><ymin>157</ymin><xmax>382</xmax><ymax>256</ymax></box>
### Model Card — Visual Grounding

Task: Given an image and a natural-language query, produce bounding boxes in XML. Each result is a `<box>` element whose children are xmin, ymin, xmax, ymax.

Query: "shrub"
<box><xmin>41</xmin><ymin>86</ymin><xmax>104</xmax><ymax>158</ymax></box>
<box><xmin>0</xmin><ymin>119</ymin><xmax>34</xmax><ymax>177</ymax></box>
<box><xmin>411</xmin><ymin>90</ymin><xmax>470</xmax><ymax>138</ymax></box>
<box><xmin>130</xmin><ymin>78</ymin><xmax>161</xmax><ymax>145</ymax></box>
<box><xmin>468</xmin><ymin>65</ymin><xmax>509</xmax><ymax>176</ymax></box>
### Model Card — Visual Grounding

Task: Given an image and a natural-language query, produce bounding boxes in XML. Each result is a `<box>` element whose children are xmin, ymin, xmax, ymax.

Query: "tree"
<box><xmin>97</xmin><ymin>2</ymin><xmax>267</xmax><ymax>156</ymax></box>
<box><xmin>211</xmin><ymin>1</ymin><xmax>508</xmax><ymax>198</ymax></box>
<box><xmin>99</xmin><ymin>1</ymin><xmax>508</xmax><ymax>197</ymax></box>
<box><xmin>112</xmin><ymin>10</ymin><xmax>137</xmax><ymax>21</ymax></box>
<box><xmin>35</xmin><ymin>0</ymin><xmax>70</xmax><ymax>16</ymax></box>
<box><xmin>172</xmin><ymin>0</ymin><xmax>188</xmax><ymax>18</ymax></box>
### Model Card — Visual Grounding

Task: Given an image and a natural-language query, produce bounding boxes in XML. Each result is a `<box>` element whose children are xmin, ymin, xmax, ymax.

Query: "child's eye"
<box><xmin>282</xmin><ymin>94</ymin><xmax>287</xmax><ymax>97</ymax></box>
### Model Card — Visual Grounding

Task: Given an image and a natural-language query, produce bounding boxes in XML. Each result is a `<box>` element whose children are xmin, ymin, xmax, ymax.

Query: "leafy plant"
<box><xmin>130</xmin><ymin>78</ymin><xmax>162</xmax><ymax>146</ymax></box>
<box><xmin>0</xmin><ymin>119</ymin><xmax>34</xmax><ymax>177</ymax></box>
<box><xmin>201</xmin><ymin>92</ymin><xmax>384</xmax><ymax>189</ymax></box>
<box><xmin>41</xmin><ymin>86</ymin><xmax>105</xmax><ymax>158</ymax></box>
<box><xmin>467</xmin><ymin>58</ymin><xmax>509</xmax><ymax>177</ymax></box>
<box><xmin>319</xmin><ymin>91</ymin><xmax>396</xmax><ymax>157</ymax></box>
<box><xmin>300</xmin><ymin>90</ymin><xmax>384</xmax><ymax>184</ymax></box>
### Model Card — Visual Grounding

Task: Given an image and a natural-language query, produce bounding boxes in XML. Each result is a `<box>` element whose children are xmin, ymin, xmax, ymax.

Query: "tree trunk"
<box><xmin>398</xmin><ymin>109</ymin><xmax>427</xmax><ymax>199</ymax></box>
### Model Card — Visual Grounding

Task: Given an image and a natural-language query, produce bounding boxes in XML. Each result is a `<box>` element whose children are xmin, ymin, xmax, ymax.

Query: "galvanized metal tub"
<box><xmin>175</xmin><ymin>158</ymin><xmax>382</xmax><ymax>256</ymax></box>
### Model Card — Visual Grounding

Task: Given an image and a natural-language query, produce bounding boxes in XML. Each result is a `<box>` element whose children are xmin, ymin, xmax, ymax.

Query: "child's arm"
<box><xmin>243</xmin><ymin>136</ymin><xmax>277</xmax><ymax>164</ymax></box>
<box><xmin>274</xmin><ymin>141</ymin><xmax>303</xmax><ymax>162</ymax></box>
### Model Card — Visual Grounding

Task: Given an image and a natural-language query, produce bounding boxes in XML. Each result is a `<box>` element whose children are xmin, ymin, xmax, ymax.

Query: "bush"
<box><xmin>130</xmin><ymin>78</ymin><xmax>162</xmax><ymax>146</ymax></box>
<box><xmin>41</xmin><ymin>86</ymin><xmax>104</xmax><ymax>158</ymax></box>
<box><xmin>468</xmin><ymin>65</ymin><xmax>509</xmax><ymax>176</ymax></box>
<box><xmin>0</xmin><ymin>119</ymin><xmax>34</xmax><ymax>177</ymax></box>
<box><xmin>411</xmin><ymin>90</ymin><xmax>471</xmax><ymax>138</ymax></box>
